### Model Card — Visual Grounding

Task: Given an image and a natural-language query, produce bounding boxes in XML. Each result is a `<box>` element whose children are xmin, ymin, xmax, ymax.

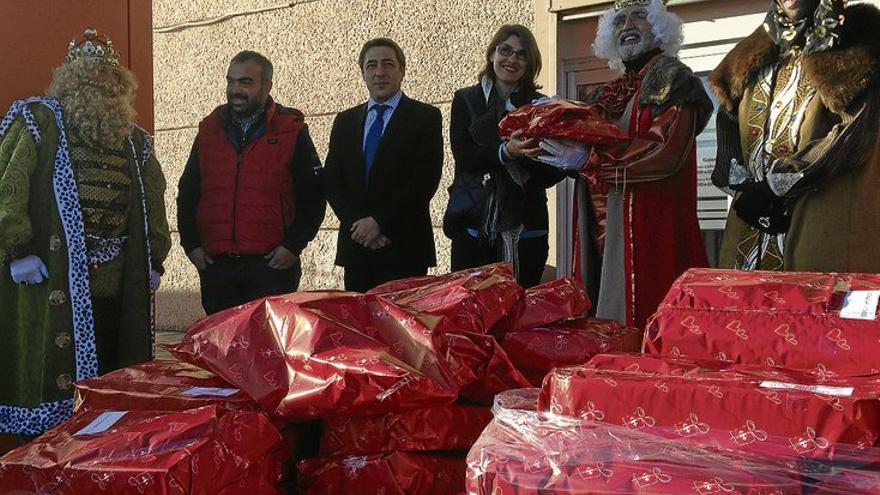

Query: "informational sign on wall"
<box><xmin>695</xmin><ymin>75</ymin><xmax>730</xmax><ymax>231</ymax></box>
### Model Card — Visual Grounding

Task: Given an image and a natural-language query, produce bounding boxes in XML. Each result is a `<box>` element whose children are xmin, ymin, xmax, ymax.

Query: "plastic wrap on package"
<box><xmin>502</xmin><ymin>318</ymin><xmax>642</xmax><ymax>385</ymax></box>
<box><xmin>73</xmin><ymin>359</ymin><xmax>257</xmax><ymax>414</ymax></box>
<box><xmin>0</xmin><ymin>406</ymin><xmax>282</xmax><ymax>494</ymax></box>
<box><xmin>497</xmin><ymin>99</ymin><xmax>631</xmax><ymax>144</ymax></box>
<box><xmin>168</xmin><ymin>291</ymin><xmax>462</xmax><ymax>420</ymax></box>
<box><xmin>370</xmin><ymin>263</ymin><xmax>524</xmax><ymax>336</ymax></box>
<box><xmin>645</xmin><ymin>268</ymin><xmax>880</xmax><ymax>375</ymax></box>
<box><xmin>467</xmin><ymin>389</ymin><xmax>813</xmax><ymax>494</ymax></box>
<box><xmin>538</xmin><ymin>355</ymin><xmax>880</xmax><ymax>463</ymax></box>
<box><xmin>492</xmin><ymin>278</ymin><xmax>591</xmax><ymax>338</ymax></box>
<box><xmin>320</xmin><ymin>403</ymin><xmax>493</xmax><ymax>456</ymax></box>
<box><xmin>298</xmin><ymin>451</ymin><xmax>466</xmax><ymax>495</ymax></box>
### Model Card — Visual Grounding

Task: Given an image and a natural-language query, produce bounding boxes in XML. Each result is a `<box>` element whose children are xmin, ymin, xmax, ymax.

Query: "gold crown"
<box><xmin>613</xmin><ymin>0</ymin><xmax>668</xmax><ymax>10</ymax></box>
<box><xmin>66</xmin><ymin>28</ymin><xmax>120</xmax><ymax>66</ymax></box>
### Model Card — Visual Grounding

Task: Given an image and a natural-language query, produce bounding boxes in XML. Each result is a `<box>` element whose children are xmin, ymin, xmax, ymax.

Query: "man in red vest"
<box><xmin>177</xmin><ymin>51</ymin><xmax>325</xmax><ymax>315</ymax></box>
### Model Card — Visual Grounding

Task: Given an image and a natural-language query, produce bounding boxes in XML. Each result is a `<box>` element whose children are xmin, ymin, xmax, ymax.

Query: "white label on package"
<box><xmin>840</xmin><ymin>290</ymin><xmax>880</xmax><ymax>320</ymax></box>
<box><xmin>181</xmin><ymin>387</ymin><xmax>239</xmax><ymax>397</ymax></box>
<box><xmin>74</xmin><ymin>411</ymin><xmax>127</xmax><ymax>436</ymax></box>
<box><xmin>759</xmin><ymin>381</ymin><xmax>854</xmax><ymax>397</ymax></box>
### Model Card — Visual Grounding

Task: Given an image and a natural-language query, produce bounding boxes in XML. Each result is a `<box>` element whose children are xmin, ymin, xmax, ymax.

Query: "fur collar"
<box><xmin>638</xmin><ymin>55</ymin><xmax>714</xmax><ymax>134</ymax></box>
<box><xmin>710</xmin><ymin>3</ymin><xmax>880</xmax><ymax>114</ymax></box>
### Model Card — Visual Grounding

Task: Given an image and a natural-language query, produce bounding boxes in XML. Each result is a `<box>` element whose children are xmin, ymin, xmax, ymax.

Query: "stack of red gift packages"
<box><xmin>0</xmin><ymin>263</ymin><xmax>634</xmax><ymax>494</ymax></box>
<box><xmin>5</xmin><ymin>265</ymin><xmax>880</xmax><ymax>493</ymax></box>
<box><xmin>468</xmin><ymin>268</ymin><xmax>880</xmax><ymax>494</ymax></box>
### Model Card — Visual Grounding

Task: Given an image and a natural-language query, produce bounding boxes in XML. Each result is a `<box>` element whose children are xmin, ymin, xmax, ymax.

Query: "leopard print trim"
<box><xmin>0</xmin><ymin>97</ymin><xmax>97</xmax><ymax>435</ymax></box>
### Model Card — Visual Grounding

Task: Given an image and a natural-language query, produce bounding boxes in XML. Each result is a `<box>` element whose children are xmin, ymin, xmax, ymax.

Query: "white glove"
<box><xmin>10</xmin><ymin>255</ymin><xmax>49</xmax><ymax>285</ymax></box>
<box><xmin>150</xmin><ymin>269</ymin><xmax>161</xmax><ymax>292</ymax></box>
<box><xmin>530</xmin><ymin>95</ymin><xmax>561</xmax><ymax>106</ymax></box>
<box><xmin>537</xmin><ymin>139</ymin><xmax>589</xmax><ymax>170</ymax></box>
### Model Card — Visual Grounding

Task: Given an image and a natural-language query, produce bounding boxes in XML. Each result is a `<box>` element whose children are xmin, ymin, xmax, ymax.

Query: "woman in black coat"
<box><xmin>442</xmin><ymin>24</ymin><xmax>565</xmax><ymax>287</ymax></box>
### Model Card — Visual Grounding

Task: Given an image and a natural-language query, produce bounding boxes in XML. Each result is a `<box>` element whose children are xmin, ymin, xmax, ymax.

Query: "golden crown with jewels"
<box><xmin>66</xmin><ymin>28</ymin><xmax>120</xmax><ymax>66</ymax></box>
<box><xmin>613</xmin><ymin>0</ymin><xmax>669</xmax><ymax>10</ymax></box>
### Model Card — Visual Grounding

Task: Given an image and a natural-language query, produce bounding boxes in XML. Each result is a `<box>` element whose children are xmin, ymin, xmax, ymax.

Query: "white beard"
<box><xmin>619</xmin><ymin>34</ymin><xmax>659</xmax><ymax>63</ymax></box>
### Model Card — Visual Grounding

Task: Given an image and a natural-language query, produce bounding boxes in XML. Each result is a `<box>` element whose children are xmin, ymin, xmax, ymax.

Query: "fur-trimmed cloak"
<box><xmin>709</xmin><ymin>3</ymin><xmax>880</xmax><ymax>272</ymax></box>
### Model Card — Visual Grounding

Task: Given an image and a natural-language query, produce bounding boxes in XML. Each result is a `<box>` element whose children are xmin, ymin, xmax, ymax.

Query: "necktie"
<box><xmin>364</xmin><ymin>104</ymin><xmax>389</xmax><ymax>181</ymax></box>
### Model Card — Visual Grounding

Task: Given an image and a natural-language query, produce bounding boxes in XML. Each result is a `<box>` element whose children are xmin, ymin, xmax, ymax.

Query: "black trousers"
<box><xmin>91</xmin><ymin>296</ymin><xmax>124</xmax><ymax>374</ymax></box>
<box><xmin>343</xmin><ymin>262</ymin><xmax>428</xmax><ymax>293</ymax></box>
<box><xmin>450</xmin><ymin>234</ymin><xmax>549</xmax><ymax>288</ymax></box>
<box><xmin>199</xmin><ymin>255</ymin><xmax>302</xmax><ymax>315</ymax></box>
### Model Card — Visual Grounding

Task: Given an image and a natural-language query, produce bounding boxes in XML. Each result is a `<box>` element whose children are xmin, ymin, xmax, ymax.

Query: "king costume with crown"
<box><xmin>554</xmin><ymin>0</ymin><xmax>713</xmax><ymax>330</ymax></box>
<box><xmin>0</xmin><ymin>29</ymin><xmax>171</xmax><ymax>436</ymax></box>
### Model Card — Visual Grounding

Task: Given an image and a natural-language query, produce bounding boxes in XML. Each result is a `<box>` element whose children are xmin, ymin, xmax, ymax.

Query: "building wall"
<box><xmin>152</xmin><ymin>0</ymin><xmax>535</xmax><ymax>330</ymax></box>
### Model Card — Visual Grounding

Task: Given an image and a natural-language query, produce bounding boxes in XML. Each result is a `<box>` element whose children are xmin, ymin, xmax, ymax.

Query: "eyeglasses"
<box><xmin>496</xmin><ymin>44</ymin><xmax>528</xmax><ymax>62</ymax></box>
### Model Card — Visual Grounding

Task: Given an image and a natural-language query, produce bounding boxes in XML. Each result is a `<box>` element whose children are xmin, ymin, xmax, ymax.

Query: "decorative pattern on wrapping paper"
<box><xmin>632</xmin><ymin>467</ymin><xmax>673</xmax><ymax>488</ymax></box>
<box><xmin>693</xmin><ymin>477</ymin><xmax>738</xmax><ymax>494</ymax></box>
<box><xmin>725</xmin><ymin>320</ymin><xmax>750</xmax><ymax>340</ymax></box>
<box><xmin>623</xmin><ymin>407</ymin><xmax>656</xmax><ymax>430</ymax></box>
<box><xmin>809</xmin><ymin>363</ymin><xmax>838</xmax><ymax>383</ymax></box>
<box><xmin>773</xmin><ymin>324</ymin><xmax>799</xmax><ymax>346</ymax></box>
<box><xmin>91</xmin><ymin>472</ymin><xmax>115</xmax><ymax>490</ymax></box>
<box><xmin>825</xmin><ymin>327</ymin><xmax>851</xmax><ymax>351</ymax></box>
<box><xmin>680</xmin><ymin>315</ymin><xmax>703</xmax><ymax>335</ymax></box>
<box><xmin>674</xmin><ymin>413</ymin><xmax>711</xmax><ymax>438</ymax></box>
<box><xmin>575</xmin><ymin>463</ymin><xmax>614</xmax><ymax>482</ymax></box>
<box><xmin>128</xmin><ymin>472</ymin><xmax>155</xmax><ymax>494</ymax></box>
<box><xmin>579</xmin><ymin>401</ymin><xmax>606</xmax><ymax>421</ymax></box>
<box><xmin>731</xmin><ymin>420</ymin><xmax>769</xmax><ymax>446</ymax></box>
<box><xmin>790</xmin><ymin>427</ymin><xmax>831</xmax><ymax>454</ymax></box>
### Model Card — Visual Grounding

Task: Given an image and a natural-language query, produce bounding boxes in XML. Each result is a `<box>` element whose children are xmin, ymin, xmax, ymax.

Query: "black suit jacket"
<box><xmin>324</xmin><ymin>94</ymin><xmax>443</xmax><ymax>269</ymax></box>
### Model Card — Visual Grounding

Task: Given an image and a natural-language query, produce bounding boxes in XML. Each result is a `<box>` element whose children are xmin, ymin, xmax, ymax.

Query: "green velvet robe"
<box><xmin>0</xmin><ymin>98</ymin><xmax>170</xmax><ymax>435</ymax></box>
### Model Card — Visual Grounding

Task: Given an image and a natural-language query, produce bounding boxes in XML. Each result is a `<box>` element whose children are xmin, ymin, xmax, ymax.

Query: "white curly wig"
<box><xmin>593</xmin><ymin>0</ymin><xmax>684</xmax><ymax>71</ymax></box>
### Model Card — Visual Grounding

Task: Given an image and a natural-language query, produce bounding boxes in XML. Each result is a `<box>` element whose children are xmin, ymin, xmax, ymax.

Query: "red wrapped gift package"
<box><xmin>492</xmin><ymin>277</ymin><xmax>591</xmax><ymax>338</ymax></box>
<box><xmin>498</xmin><ymin>98</ymin><xmax>630</xmax><ymax>144</ymax></box>
<box><xmin>369</xmin><ymin>263</ymin><xmax>524</xmax><ymax>336</ymax></box>
<box><xmin>538</xmin><ymin>356</ymin><xmax>880</xmax><ymax>462</ymax></box>
<box><xmin>320</xmin><ymin>403</ymin><xmax>493</xmax><ymax>456</ymax></box>
<box><xmin>467</xmin><ymin>389</ymin><xmax>805</xmax><ymax>495</ymax></box>
<box><xmin>298</xmin><ymin>451</ymin><xmax>466</xmax><ymax>495</ymax></box>
<box><xmin>0</xmin><ymin>406</ymin><xmax>282</xmax><ymax>494</ymax></box>
<box><xmin>442</xmin><ymin>331</ymin><xmax>532</xmax><ymax>405</ymax></box>
<box><xmin>168</xmin><ymin>266</ymin><xmax>535</xmax><ymax>420</ymax></box>
<box><xmin>645</xmin><ymin>268</ymin><xmax>880</xmax><ymax>376</ymax></box>
<box><xmin>73</xmin><ymin>359</ymin><xmax>256</xmax><ymax>414</ymax></box>
<box><xmin>502</xmin><ymin>318</ymin><xmax>642</xmax><ymax>385</ymax></box>
<box><xmin>168</xmin><ymin>291</ymin><xmax>462</xmax><ymax>420</ymax></box>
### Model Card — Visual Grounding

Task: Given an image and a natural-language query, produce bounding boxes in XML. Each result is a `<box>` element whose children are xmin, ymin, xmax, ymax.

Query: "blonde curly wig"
<box><xmin>47</xmin><ymin>58</ymin><xmax>138</xmax><ymax>149</ymax></box>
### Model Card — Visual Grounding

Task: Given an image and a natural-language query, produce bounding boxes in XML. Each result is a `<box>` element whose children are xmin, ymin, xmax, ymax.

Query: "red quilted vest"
<box><xmin>196</xmin><ymin>99</ymin><xmax>304</xmax><ymax>255</ymax></box>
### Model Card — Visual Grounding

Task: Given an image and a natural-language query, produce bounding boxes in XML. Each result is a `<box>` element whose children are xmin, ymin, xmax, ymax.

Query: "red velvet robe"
<box><xmin>574</xmin><ymin>57</ymin><xmax>709</xmax><ymax>330</ymax></box>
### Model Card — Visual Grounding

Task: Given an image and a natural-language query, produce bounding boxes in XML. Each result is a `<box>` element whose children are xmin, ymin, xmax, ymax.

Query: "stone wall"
<box><xmin>152</xmin><ymin>0</ymin><xmax>535</xmax><ymax>330</ymax></box>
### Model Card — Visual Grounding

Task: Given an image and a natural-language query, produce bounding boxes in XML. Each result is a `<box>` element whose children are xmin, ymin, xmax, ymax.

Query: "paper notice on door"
<box><xmin>840</xmin><ymin>291</ymin><xmax>880</xmax><ymax>320</ymax></box>
<box><xmin>74</xmin><ymin>411</ymin><xmax>127</xmax><ymax>436</ymax></box>
<box><xmin>181</xmin><ymin>387</ymin><xmax>239</xmax><ymax>397</ymax></box>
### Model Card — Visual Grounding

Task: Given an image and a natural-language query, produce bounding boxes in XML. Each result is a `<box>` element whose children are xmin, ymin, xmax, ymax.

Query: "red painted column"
<box><xmin>0</xmin><ymin>0</ymin><xmax>154</xmax><ymax>132</ymax></box>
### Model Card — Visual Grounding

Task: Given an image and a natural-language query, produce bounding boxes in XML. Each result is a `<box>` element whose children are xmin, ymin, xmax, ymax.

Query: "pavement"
<box><xmin>156</xmin><ymin>330</ymin><xmax>184</xmax><ymax>360</ymax></box>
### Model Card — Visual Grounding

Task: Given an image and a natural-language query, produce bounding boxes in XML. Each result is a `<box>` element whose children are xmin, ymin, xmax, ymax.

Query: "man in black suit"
<box><xmin>324</xmin><ymin>38</ymin><xmax>443</xmax><ymax>292</ymax></box>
